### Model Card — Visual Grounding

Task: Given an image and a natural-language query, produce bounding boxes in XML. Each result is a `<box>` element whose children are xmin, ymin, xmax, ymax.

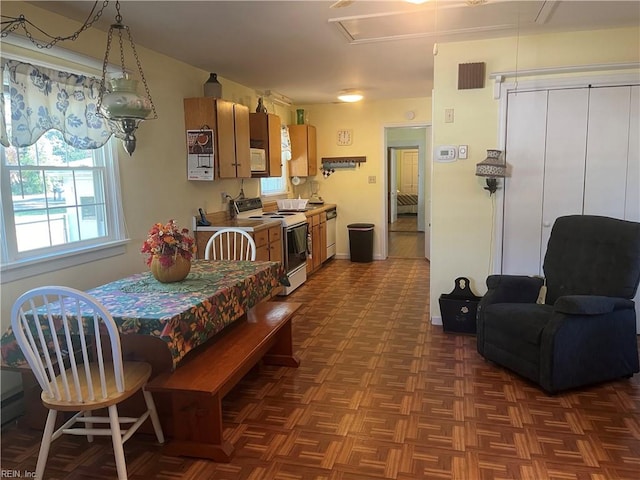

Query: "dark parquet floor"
<box><xmin>2</xmin><ymin>259</ymin><xmax>640</xmax><ymax>479</ymax></box>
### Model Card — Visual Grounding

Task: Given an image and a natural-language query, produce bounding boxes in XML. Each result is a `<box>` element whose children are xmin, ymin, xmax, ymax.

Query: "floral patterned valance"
<box><xmin>1</xmin><ymin>60</ymin><xmax>112</xmax><ymax>149</ymax></box>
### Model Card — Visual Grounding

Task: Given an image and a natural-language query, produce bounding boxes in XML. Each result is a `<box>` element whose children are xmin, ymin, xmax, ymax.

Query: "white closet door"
<box><xmin>539</xmin><ymin>88</ymin><xmax>590</xmax><ymax>260</ymax></box>
<box><xmin>626</xmin><ymin>86</ymin><xmax>640</xmax><ymax>222</ymax></box>
<box><xmin>584</xmin><ymin>87</ymin><xmax>632</xmax><ymax>218</ymax></box>
<box><xmin>502</xmin><ymin>90</ymin><xmax>548</xmax><ymax>275</ymax></box>
<box><xmin>627</xmin><ymin>86</ymin><xmax>640</xmax><ymax>332</ymax></box>
<box><xmin>400</xmin><ymin>150</ymin><xmax>419</xmax><ymax>194</ymax></box>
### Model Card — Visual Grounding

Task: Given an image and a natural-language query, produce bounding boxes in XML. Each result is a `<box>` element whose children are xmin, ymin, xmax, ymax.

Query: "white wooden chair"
<box><xmin>205</xmin><ymin>227</ymin><xmax>257</xmax><ymax>260</ymax></box>
<box><xmin>11</xmin><ymin>286</ymin><xmax>164</xmax><ymax>480</ymax></box>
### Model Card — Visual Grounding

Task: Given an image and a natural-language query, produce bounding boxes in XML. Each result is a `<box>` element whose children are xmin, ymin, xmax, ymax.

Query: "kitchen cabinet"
<box><xmin>184</xmin><ymin>97</ymin><xmax>251</xmax><ymax>179</ymax></box>
<box><xmin>306</xmin><ymin>211</ymin><xmax>326</xmax><ymax>274</ymax></box>
<box><xmin>254</xmin><ymin>225</ymin><xmax>283</xmax><ymax>263</ymax></box>
<box><xmin>194</xmin><ymin>226</ymin><xmax>282</xmax><ymax>264</ymax></box>
<box><xmin>288</xmin><ymin>124</ymin><xmax>317</xmax><ymax>177</ymax></box>
<box><xmin>249</xmin><ymin>113</ymin><xmax>282</xmax><ymax>178</ymax></box>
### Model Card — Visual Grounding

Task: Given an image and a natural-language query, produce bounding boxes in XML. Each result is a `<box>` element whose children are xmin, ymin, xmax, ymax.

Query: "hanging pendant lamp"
<box><xmin>97</xmin><ymin>1</ymin><xmax>157</xmax><ymax>155</ymax></box>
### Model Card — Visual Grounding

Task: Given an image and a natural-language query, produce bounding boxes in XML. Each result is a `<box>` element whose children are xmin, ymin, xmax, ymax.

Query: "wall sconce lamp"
<box><xmin>475</xmin><ymin>149</ymin><xmax>507</xmax><ymax>195</ymax></box>
<box><xmin>97</xmin><ymin>1</ymin><xmax>157</xmax><ymax>155</ymax></box>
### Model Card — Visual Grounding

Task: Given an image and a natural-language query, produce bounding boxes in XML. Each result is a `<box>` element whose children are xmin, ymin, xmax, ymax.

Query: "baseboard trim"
<box><xmin>431</xmin><ymin>316</ymin><xmax>443</xmax><ymax>325</ymax></box>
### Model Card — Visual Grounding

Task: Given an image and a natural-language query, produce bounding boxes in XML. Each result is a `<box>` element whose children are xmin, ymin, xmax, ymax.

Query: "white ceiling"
<box><xmin>19</xmin><ymin>1</ymin><xmax>640</xmax><ymax>104</ymax></box>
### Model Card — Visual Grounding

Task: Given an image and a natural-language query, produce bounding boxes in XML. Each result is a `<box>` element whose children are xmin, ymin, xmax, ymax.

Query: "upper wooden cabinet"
<box><xmin>288</xmin><ymin>124</ymin><xmax>317</xmax><ymax>177</ymax></box>
<box><xmin>249</xmin><ymin>113</ymin><xmax>282</xmax><ymax>178</ymax></box>
<box><xmin>184</xmin><ymin>97</ymin><xmax>251</xmax><ymax>179</ymax></box>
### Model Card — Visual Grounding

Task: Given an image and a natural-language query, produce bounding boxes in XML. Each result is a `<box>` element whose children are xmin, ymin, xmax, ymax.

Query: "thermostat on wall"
<box><xmin>435</xmin><ymin>145</ymin><xmax>457</xmax><ymax>162</ymax></box>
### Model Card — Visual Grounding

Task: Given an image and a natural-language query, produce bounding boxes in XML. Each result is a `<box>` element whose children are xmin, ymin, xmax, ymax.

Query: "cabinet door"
<box><xmin>268</xmin><ymin>226</ymin><xmax>283</xmax><ymax>263</ymax></box>
<box><xmin>312</xmin><ymin>223</ymin><xmax>321</xmax><ymax>271</ymax></box>
<box><xmin>216</xmin><ymin>100</ymin><xmax>237</xmax><ymax>178</ymax></box>
<box><xmin>307</xmin><ymin>125</ymin><xmax>317</xmax><ymax>175</ymax></box>
<box><xmin>318</xmin><ymin>214</ymin><xmax>327</xmax><ymax>264</ymax></box>
<box><xmin>194</xmin><ymin>231</ymin><xmax>214</xmax><ymax>259</ymax></box>
<box><xmin>289</xmin><ymin>125</ymin><xmax>316</xmax><ymax>177</ymax></box>
<box><xmin>267</xmin><ymin>115</ymin><xmax>282</xmax><ymax>177</ymax></box>
<box><xmin>234</xmin><ymin>103</ymin><xmax>251</xmax><ymax>178</ymax></box>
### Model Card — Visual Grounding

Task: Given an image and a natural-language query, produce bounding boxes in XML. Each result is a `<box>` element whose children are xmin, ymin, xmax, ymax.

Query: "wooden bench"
<box><xmin>146</xmin><ymin>301</ymin><xmax>301</xmax><ymax>461</ymax></box>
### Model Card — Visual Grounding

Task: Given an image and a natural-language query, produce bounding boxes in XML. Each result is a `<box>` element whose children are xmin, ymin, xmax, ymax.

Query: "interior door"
<box><xmin>400</xmin><ymin>149</ymin><xmax>419</xmax><ymax>194</ymax></box>
<box><xmin>389</xmin><ymin>148</ymin><xmax>398</xmax><ymax>223</ymax></box>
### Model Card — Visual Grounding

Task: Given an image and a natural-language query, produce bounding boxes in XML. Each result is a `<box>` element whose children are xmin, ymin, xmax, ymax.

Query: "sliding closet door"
<box><xmin>626</xmin><ymin>86</ymin><xmax>639</xmax><ymax>222</ymax></box>
<box><xmin>584</xmin><ymin>87</ymin><xmax>633</xmax><ymax>217</ymax></box>
<box><xmin>539</xmin><ymin>88</ymin><xmax>589</xmax><ymax>257</ymax></box>
<box><xmin>502</xmin><ymin>90</ymin><xmax>548</xmax><ymax>275</ymax></box>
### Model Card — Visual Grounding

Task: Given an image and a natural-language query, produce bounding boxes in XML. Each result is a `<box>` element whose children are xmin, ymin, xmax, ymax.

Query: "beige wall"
<box><xmin>288</xmin><ymin>99</ymin><xmax>431</xmax><ymax>260</ymax></box>
<box><xmin>0</xmin><ymin>3</ymin><xmax>283</xmax><ymax>395</ymax></box>
<box><xmin>430</xmin><ymin>26</ymin><xmax>640</xmax><ymax>322</ymax></box>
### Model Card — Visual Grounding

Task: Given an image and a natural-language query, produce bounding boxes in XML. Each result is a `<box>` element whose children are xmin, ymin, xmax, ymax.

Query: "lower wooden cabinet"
<box><xmin>306</xmin><ymin>212</ymin><xmax>326</xmax><ymax>275</ymax></box>
<box><xmin>254</xmin><ymin>226</ymin><xmax>283</xmax><ymax>263</ymax></box>
<box><xmin>194</xmin><ymin>227</ymin><xmax>282</xmax><ymax>263</ymax></box>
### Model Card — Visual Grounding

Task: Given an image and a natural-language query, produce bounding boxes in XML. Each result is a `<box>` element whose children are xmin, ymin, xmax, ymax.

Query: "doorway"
<box><xmin>384</xmin><ymin>125</ymin><xmax>431</xmax><ymax>259</ymax></box>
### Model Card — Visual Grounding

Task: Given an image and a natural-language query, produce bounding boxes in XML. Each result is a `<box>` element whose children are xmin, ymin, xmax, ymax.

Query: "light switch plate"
<box><xmin>458</xmin><ymin>145</ymin><xmax>468</xmax><ymax>159</ymax></box>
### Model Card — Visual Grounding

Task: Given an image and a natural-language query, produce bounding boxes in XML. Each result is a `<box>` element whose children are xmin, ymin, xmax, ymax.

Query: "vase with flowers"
<box><xmin>141</xmin><ymin>220</ymin><xmax>196</xmax><ymax>283</ymax></box>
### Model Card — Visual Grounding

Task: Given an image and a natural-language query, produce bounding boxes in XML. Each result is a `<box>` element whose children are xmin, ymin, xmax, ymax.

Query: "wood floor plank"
<box><xmin>2</xmin><ymin>258</ymin><xmax>639</xmax><ymax>480</ymax></box>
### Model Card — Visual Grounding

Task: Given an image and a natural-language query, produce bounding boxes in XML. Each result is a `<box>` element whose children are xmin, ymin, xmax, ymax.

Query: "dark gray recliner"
<box><xmin>477</xmin><ymin>215</ymin><xmax>640</xmax><ymax>393</ymax></box>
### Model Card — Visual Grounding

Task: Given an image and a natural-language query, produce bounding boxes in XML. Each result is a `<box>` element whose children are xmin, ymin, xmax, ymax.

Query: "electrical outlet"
<box><xmin>368</xmin><ymin>176</ymin><xmax>376</xmax><ymax>184</ymax></box>
<box><xmin>221</xmin><ymin>192</ymin><xmax>228</xmax><ymax>202</ymax></box>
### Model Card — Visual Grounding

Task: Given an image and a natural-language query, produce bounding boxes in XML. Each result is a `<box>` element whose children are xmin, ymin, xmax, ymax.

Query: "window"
<box><xmin>1</xmin><ymin>60</ymin><xmax>127</xmax><ymax>282</ymax></box>
<box><xmin>260</xmin><ymin>125</ymin><xmax>290</xmax><ymax>196</ymax></box>
<box><xmin>260</xmin><ymin>166</ymin><xmax>288</xmax><ymax>196</ymax></box>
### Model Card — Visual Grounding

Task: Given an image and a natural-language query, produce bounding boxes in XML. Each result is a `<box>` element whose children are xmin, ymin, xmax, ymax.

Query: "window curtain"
<box><xmin>281</xmin><ymin>125</ymin><xmax>291</xmax><ymax>162</ymax></box>
<box><xmin>1</xmin><ymin>60</ymin><xmax>112</xmax><ymax>149</ymax></box>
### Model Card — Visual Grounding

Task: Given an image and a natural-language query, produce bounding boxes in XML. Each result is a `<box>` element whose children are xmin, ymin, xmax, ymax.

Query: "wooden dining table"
<box><xmin>1</xmin><ymin>259</ymin><xmax>290</xmax><ymax>431</ymax></box>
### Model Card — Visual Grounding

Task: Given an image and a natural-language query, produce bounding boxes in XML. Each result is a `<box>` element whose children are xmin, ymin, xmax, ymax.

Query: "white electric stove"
<box><xmin>234</xmin><ymin>198</ymin><xmax>308</xmax><ymax>295</ymax></box>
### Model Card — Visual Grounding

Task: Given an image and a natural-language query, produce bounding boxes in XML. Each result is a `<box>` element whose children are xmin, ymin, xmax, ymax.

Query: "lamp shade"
<box><xmin>475</xmin><ymin>149</ymin><xmax>506</xmax><ymax>178</ymax></box>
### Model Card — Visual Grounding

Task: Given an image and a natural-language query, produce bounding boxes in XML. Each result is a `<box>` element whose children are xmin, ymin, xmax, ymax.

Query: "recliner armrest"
<box><xmin>482</xmin><ymin>275</ymin><xmax>545</xmax><ymax>305</ymax></box>
<box><xmin>553</xmin><ymin>295</ymin><xmax>634</xmax><ymax>315</ymax></box>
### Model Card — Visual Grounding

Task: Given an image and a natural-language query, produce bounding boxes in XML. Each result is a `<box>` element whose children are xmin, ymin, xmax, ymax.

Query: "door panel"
<box><xmin>502</xmin><ymin>90</ymin><xmax>548</xmax><ymax>276</ymax></box>
<box><xmin>626</xmin><ymin>86</ymin><xmax>639</xmax><ymax>222</ymax></box>
<box><xmin>584</xmin><ymin>87</ymin><xmax>632</xmax><ymax>218</ymax></box>
<box><xmin>540</xmin><ymin>88</ymin><xmax>589</xmax><ymax>262</ymax></box>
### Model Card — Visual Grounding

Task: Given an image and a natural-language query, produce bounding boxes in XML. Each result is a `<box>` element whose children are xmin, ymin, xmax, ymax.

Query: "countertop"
<box><xmin>193</xmin><ymin>218</ymin><xmax>281</xmax><ymax>233</ymax></box>
<box><xmin>303</xmin><ymin>203</ymin><xmax>336</xmax><ymax>216</ymax></box>
<box><xmin>193</xmin><ymin>203</ymin><xmax>337</xmax><ymax>232</ymax></box>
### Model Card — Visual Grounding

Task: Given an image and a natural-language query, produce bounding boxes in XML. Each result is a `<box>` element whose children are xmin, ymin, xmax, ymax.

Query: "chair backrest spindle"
<box><xmin>205</xmin><ymin>228</ymin><xmax>257</xmax><ymax>261</ymax></box>
<box><xmin>10</xmin><ymin>286</ymin><xmax>126</xmax><ymax>404</ymax></box>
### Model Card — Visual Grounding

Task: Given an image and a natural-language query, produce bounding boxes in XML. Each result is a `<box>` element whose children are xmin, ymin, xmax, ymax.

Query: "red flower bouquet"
<box><xmin>141</xmin><ymin>220</ymin><xmax>196</xmax><ymax>268</ymax></box>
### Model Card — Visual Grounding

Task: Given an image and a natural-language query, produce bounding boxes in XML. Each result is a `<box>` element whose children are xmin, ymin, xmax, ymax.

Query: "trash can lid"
<box><xmin>347</xmin><ymin>223</ymin><xmax>374</xmax><ymax>230</ymax></box>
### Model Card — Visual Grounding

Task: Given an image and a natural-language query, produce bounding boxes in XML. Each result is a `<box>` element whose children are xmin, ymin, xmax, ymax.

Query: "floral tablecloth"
<box><xmin>1</xmin><ymin>260</ymin><xmax>289</xmax><ymax>370</ymax></box>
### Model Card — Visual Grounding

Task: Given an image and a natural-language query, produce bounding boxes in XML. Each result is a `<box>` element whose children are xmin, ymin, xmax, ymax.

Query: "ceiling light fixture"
<box><xmin>97</xmin><ymin>0</ymin><xmax>157</xmax><ymax>155</ymax></box>
<box><xmin>337</xmin><ymin>90</ymin><xmax>364</xmax><ymax>102</ymax></box>
<box><xmin>405</xmin><ymin>0</ymin><xmax>430</xmax><ymax>4</ymax></box>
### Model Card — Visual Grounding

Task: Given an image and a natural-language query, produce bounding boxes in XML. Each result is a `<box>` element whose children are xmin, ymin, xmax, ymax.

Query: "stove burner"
<box><xmin>236</xmin><ymin>197</ymin><xmax>307</xmax><ymax>227</ymax></box>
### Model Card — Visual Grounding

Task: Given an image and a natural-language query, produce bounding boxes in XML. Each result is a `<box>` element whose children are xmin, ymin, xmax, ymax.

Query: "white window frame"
<box><xmin>260</xmin><ymin>162</ymin><xmax>289</xmax><ymax>197</ymax></box>
<box><xmin>1</xmin><ymin>57</ymin><xmax>128</xmax><ymax>284</ymax></box>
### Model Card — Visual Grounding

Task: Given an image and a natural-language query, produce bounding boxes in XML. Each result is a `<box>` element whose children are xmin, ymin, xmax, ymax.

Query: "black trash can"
<box><xmin>347</xmin><ymin>223</ymin><xmax>374</xmax><ymax>262</ymax></box>
<box><xmin>439</xmin><ymin>277</ymin><xmax>481</xmax><ymax>334</ymax></box>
